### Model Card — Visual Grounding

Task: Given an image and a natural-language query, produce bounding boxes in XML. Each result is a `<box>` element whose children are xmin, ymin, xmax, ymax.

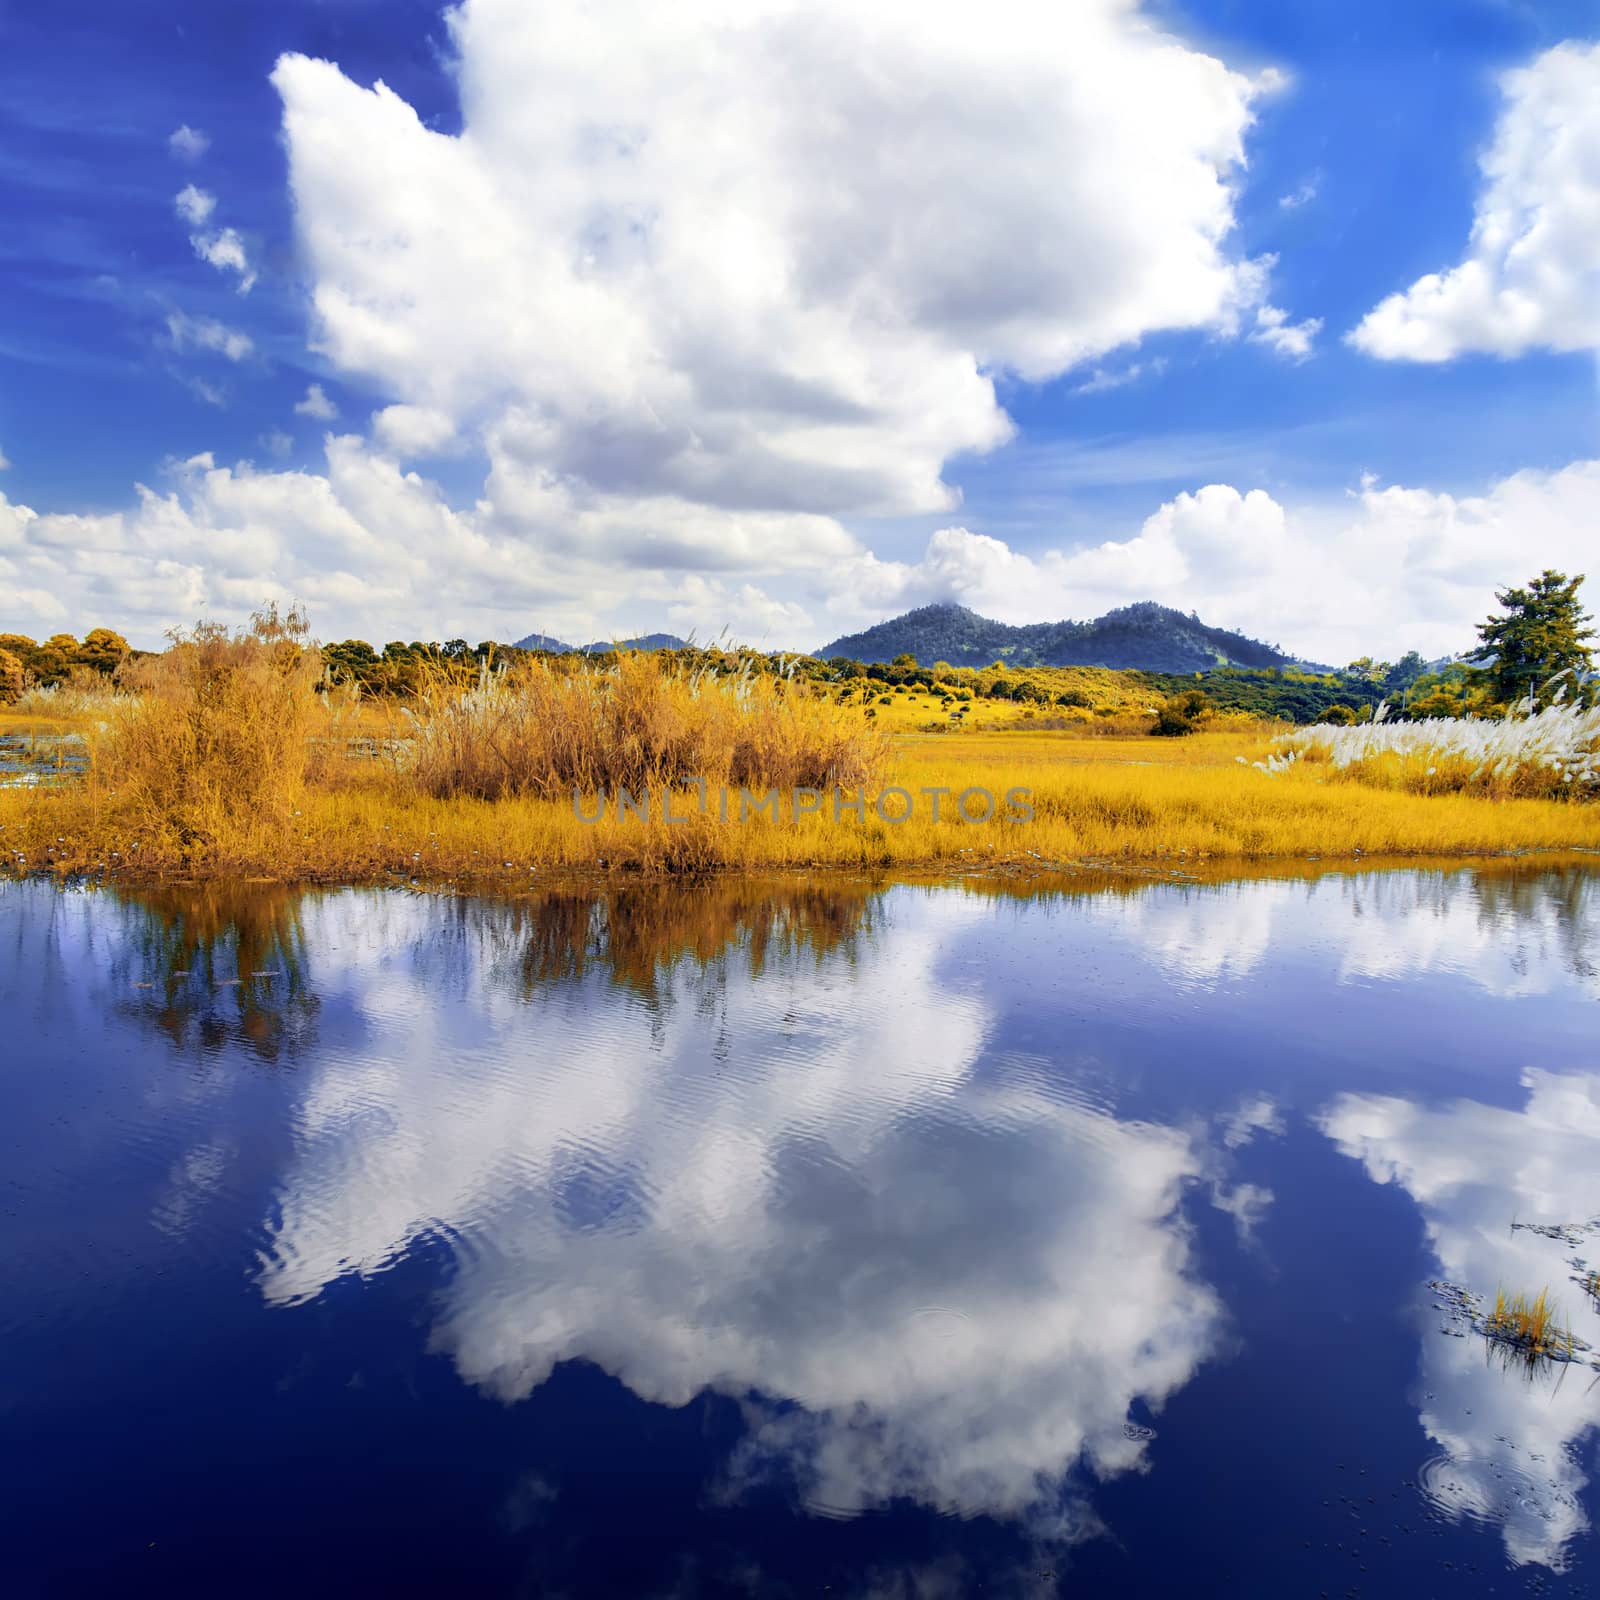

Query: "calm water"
<box><xmin>3</xmin><ymin>867</ymin><xmax>1600</xmax><ymax>1597</ymax></box>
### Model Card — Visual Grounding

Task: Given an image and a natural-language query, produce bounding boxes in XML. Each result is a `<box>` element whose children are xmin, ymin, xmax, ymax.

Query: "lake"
<box><xmin>3</xmin><ymin>865</ymin><xmax>1599</xmax><ymax>1596</ymax></box>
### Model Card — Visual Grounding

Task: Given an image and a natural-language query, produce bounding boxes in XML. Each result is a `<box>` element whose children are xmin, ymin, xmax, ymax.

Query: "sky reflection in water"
<box><xmin>2</xmin><ymin>865</ymin><xmax>1598</xmax><ymax>1596</ymax></box>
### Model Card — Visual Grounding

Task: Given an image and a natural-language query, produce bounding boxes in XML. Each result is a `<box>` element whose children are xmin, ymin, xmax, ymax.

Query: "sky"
<box><xmin>1</xmin><ymin>0</ymin><xmax>1597</xmax><ymax>663</ymax></box>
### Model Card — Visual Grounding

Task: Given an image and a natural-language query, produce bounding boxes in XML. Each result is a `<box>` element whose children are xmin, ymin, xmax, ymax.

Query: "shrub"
<box><xmin>402</xmin><ymin>651</ymin><xmax>887</xmax><ymax>801</ymax></box>
<box><xmin>1152</xmin><ymin>689</ymin><xmax>1210</xmax><ymax>737</ymax></box>
<box><xmin>92</xmin><ymin>605</ymin><xmax>322</xmax><ymax>855</ymax></box>
<box><xmin>1055</xmin><ymin>688</ymin><xmax>1093</xmax><ymax>709</ymax></box>
<box><xmin>0</xmin><ymin>647</ymin><xmax>22</xmax><ymax>704</ymax></box>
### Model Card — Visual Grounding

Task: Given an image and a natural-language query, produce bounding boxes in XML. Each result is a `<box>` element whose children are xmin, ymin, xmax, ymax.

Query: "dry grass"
<box><xmin>10</xmin><ymin>667</ymin><xmax>130</xmax><ymax>719</ymax></box>
<box><xmin>1484</xmin><ymin>1287</ymin><xmax>1573</xmax><ymax>1362</ymax></box>
<box><xmin>402</xmin><ymin>651</ymin><xmax>887</xmax><ymax>800</ymax></box>
<box><xmin>84</xmin><ymin>605</ymin><xmax>323</xmax><ymax>861</ymax></box>
<box><xmin>3</xmin><ymin>640</ymin><xmax>1600</xmax><ymax>883</ymax></box>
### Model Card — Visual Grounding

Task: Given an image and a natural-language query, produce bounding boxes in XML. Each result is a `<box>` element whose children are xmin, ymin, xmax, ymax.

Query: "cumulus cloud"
<box><xmin>191</xmin><ymin>227</ymin><xmax>256</xmax><ymax>294</ymax></box>
<box><xmin>1350</xmin><ymin>40</ymin><xmax>1600</xmax><ymax>361</ymax></box>
<box><xmin>1319</xmin><ymin>1071</ymin><xmax>1600</xmax><ymax>1569</ymax></box>
<box><xmin>253</xmin><ymin>890</ymin><xmax>1224</xmax><ymax>1530</ymax></box>
<box><xmin>5</xmin><ymin>439</ymin><xmax>1598</xmax><ymax>661</ymax></box>
<box><xmin>1248</xmin><ymin>302</ymin><xmax>1321</xmax><ymax>360</ymax></box>
<box><xmin>372</xmin><ymin>404</ymin><xmax>456</xmax><ymax>458</ymax></box>
<box><xmin>0</xmin><ymin>434</ymin><xmax>862</xmax><ymax>646</ymax></box>
<box><xmin>173</xmin><ymin>184</ymin><xmax>257</xmax><ymax>293</ymax></box>
<box><xmin>843</xmin><ymin>458</ymin><xmax>1600</xmax><ymax>663</ymax></box>
<box><xmin>168</xmin><ymin>124</ymin><xmax>210</xmax><ymax>162</ymax></box>
<box><xmin>271</xmin><ymin>0</ymin><xmax>1296</xmax><ymax>536</ymax></box>
<box><xmin>293</xmin><ymin>383</ymin><xmax>338</xmax><ymax>420</ymax></box>
<box><xmin>173</xmin><ymin>184</ymin><xmax>215</xmax><ymax>226</ymax></box>
<box><xmin>165</xmin><ymin>310</ymin><xmax>254</xmax><ymax>362</ymax></box>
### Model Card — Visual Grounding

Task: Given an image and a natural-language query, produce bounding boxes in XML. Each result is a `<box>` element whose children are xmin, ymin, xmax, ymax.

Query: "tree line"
<box><xmin>3</xmin><ymin>570</ymin><xmax>1591</xmax><ymax>726</ymax></box>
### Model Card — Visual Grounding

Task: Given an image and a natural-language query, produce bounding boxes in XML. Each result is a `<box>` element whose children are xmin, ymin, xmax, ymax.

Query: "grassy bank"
<box><xmin>3</xmin><ymin>621</ymin><xmax>1598</xmax><ymax>885</ymax></box>
<box><xmin>6</xmin><ymin>724</ymin><xmax>1600</xmax><ymax>885</ymax></box>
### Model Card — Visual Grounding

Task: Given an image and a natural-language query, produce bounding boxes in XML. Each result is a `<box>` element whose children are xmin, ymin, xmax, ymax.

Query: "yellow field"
<box><xmin>5</xmin><ymin>709</ymin><xmax>1599</xmax><ymax>886</ymax></box>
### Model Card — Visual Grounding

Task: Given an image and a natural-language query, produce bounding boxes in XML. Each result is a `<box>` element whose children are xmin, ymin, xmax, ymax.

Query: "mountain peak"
<box><xmin>820</xmin><ymin>601</ymin><xmax>1293</xmax><ymax>672</ymax></box>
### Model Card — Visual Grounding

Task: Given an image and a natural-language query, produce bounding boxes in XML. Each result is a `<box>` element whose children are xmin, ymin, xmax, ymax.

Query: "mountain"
<box><xmin>579</xmin><ymin>632</ymin><xmax>690</xmax><ymax>654</ymax></box>
<box><xmin>512</xmin><ymin>630</ymin><xmax>577</xmax><ymax>653</ymax></box>
<box><xmin>512</xmin><ymin>630</ymin><xmax>690</xmax><ymax>655</ymax></box>
<box><xmin>819</xmin><ymin>602</ymin><xmax>1295</xmax><ymax>672</ymax></box>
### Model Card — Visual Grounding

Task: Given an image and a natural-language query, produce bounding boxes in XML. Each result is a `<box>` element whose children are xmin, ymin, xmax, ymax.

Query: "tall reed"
<box><xmin>12</xmin><ymin>666</ymin><xmax>129</xmax><ymax>718</ymax></box>
<box><xmin>1271</xmin><ymin>701</ymin><xmax>1600</xmax><ymax>800</ymax></box>
<box><xmin>400</xmin><ymin>651</ymin><xmax>888</xmax><ymax>801</ymax></box>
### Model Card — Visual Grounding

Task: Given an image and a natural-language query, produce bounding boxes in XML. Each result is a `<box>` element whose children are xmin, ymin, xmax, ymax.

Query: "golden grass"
<box><xmin>1484</xmin><ymin>1287</ymin><xmax>1573</xmax><ymax>1362</ymax></box>
<box><xmin>81</xmin><ymin>606</ymin><xmax>323</xmax><ymax>862</ymax></box>
<box><xmin>4</xmin><ymin>646</ymin><xmax>1600</xmax><ymax>884</ymax></box>
<box><xmin>10</xmin><ymin>668</ymin><xmax>129</xmax><ymax>719</ymax></box>
<box><xmin>402</xmin><ymin>651</ymin><xmax>886</xmax><ymax>799</ymax></box>
<box><xmin>5</xmin><ymin>723</ymin><xmax>1600</xmax><ymax>883</ymax></box>
<box><xmin>0</xmin><ymin>709</ymin><xmax>87</xmax><ymax>737</ymax></box>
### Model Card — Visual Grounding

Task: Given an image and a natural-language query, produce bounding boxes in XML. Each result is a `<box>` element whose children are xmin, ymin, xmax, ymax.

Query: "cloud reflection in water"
<box><xmin>255</xmin><ymin>883</ymin><xmax>1227</xmax><ymax>1531</ymax></box>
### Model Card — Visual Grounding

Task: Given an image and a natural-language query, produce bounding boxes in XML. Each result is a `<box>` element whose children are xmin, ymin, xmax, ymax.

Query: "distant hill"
<box><xmin>512</xmin><ymin>630</ymin><xmax>690</xmax><ymax>655</ymax></box>
<box><xmin>580</xmin><ymin>632</ymin><xmax>690</xmax><ymax>654</ymax></box>
<box><xmin>512</xmin><ymin>630</ymin><xmax>576</xmax><ymax>653</ymax></box>
<box><xmin>819</xmin><ymin>602</ymin><xmax>1295</xmax><ymax>672</ymax></box>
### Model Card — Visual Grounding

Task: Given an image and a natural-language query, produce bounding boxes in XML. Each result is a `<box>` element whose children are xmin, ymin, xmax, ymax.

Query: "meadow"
<box><xmin>3</xmin><ymin>613</ymin><xmax>1599</xmax><ymax>886</ymax></box>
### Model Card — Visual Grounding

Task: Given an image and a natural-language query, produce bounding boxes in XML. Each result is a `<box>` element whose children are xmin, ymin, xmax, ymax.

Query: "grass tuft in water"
<box><xmin>1484</xmin><ymin>1286</ymin><xmax>1573</xmax><ymax>1364</ymax></box>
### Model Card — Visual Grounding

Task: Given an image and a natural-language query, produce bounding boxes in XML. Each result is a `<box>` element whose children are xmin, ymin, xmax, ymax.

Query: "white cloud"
<box><xmin>168</xmin><ymin>124</ymin><xmax>210</xmax><ymax>162</ymax></box>
<box><xmin>1350</xmin><ymin>40</ymin><xmax>1600</xmax><ymax>361</ymax></box>
<box><xmin>191</xmin><ymin>226</ymin><xmax>257</xmax><ymax>294</ymax></box>
<box><xmin>372</xmin><ymin>404</ymin><xmax>456</xmax><ymax>457</ymax></box>
<box><xmin>0</xmin><ymin>434</ymin><xmax>861</xmax><ymax>645</ymax></box>
<box><xmin>165</xmin><ymin>310</ymin><xmax>254</xmax><ymax>362</ymax></box>
<box><xmin>0</xmin><ymin>445</ymin><xmax>9</xmax><ymax>471</ymax></box>
<box><xmin>837</xmin><ymin>458</ymin><xmax>1600</xmax><ymax>662</ymax></box>
<box><xmin>1319</xmin><ymin>1071</ymin><xmax>1600</xmax><ymax>1570</ymax></box>
<box><xmin>1277</xmin><ymin>178</ymin><xmax>1318</xmax><ymax>210</ymax></box>
<box><xmin>252</xmin><ymin>889</ymin><xmax>1224</xmax><ymax>1530</ymax></box>
<box><xmin>1248</xmin><ymin>302</ymin><xmax>1321</xmax><ymax>360</ymax></box>
<box><xmin>185</xmin><ymin>377</ymin><xmax>227</xmax><ymax>408</ymax></box>
<box><xmin>665</xmin><ymin>576</ymin><xmax>815</xmax><ymax>646</ymax></box>
<box><xmin>270</xmin><ymin>0</ymin><xmax>1299</xmax><ymax>544</ymax></box>
<box><xmin>173</xmin><ymin>183</ymin><xmax>256</xmax><ymax>292</ymax></box>
<box><xmin>293</xmin><ymin>383</ymin><xmax>338</xmax><ymax>420</ymax></box>
<box><xmin>260</xmin><ymin>430</ymin><xmax>293</xmax><ymax>460</ymax></box>
<box><xmin>174</xmin><ymin>184</ymin><xmax>215</xmax><ymax>226</ymax></box>
<box><xmin>1072</xmin><ymin>358</ymin><xmax>1166</xmax><ymax>395</ymax></box>
<box><xmin>5</xmin><ymin>440</ymin><xmax>1598</xmax><ymax>662</ymax></box>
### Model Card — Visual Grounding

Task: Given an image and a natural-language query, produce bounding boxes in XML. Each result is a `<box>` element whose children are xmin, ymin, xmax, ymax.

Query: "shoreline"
<box><xmin>5</xmin><ymin>844</ymin><xmax>1597</xmax><ymax>899</ymax></box>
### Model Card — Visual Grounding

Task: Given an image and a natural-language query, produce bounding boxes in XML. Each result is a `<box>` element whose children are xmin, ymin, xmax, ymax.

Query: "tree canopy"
<box><xmin>1469</xmin><ymin>570</ymin><xmax>1594</xmax><ymax>707</ymax></box>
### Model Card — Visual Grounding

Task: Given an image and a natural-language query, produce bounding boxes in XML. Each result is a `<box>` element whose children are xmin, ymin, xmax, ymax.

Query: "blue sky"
<box><xmin>2</xmin><ymin>0</ymin><xmax>1597</xmax><ymax>659</ymax></box>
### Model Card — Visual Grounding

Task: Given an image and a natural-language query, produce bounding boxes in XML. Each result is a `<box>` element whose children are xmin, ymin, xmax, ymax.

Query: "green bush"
<box><xmin>1152</xmin><ymin>689</ymin><xmax>1210</xmax><ymax>737</ymax></box>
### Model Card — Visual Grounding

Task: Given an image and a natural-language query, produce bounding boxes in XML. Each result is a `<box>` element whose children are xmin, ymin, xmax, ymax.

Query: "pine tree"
<box><xmin>1469</xmin><ymin>570</ymin><xmax>1594</xmax><ymax>707</ymax></box>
